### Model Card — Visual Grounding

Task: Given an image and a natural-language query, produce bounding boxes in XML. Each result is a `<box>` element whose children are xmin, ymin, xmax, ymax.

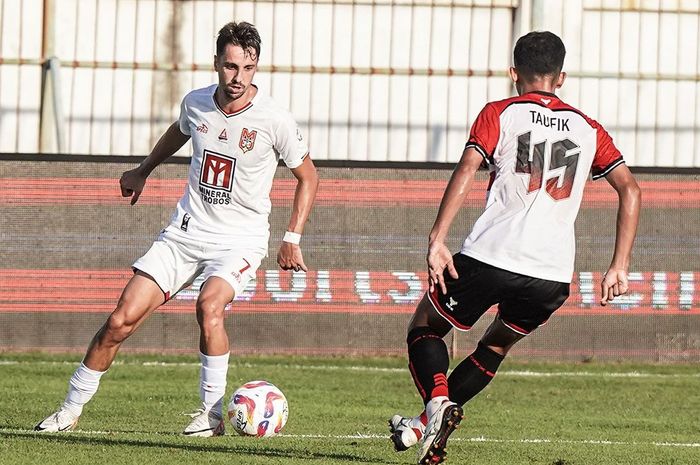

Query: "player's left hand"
<box><xmin>600</xmin><ymin>268</ymin><xmax>629</xmax><ymax>306</ymax></box>
<box><xmin>277</xmin><ymin>242</ymin><xmax>308</xmax><ymax>272</ymax></box>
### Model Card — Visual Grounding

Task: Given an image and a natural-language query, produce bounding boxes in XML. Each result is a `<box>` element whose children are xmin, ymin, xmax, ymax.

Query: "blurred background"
<box><xmin>0</xmin><ymin>0</ymin><xmax>698</xmax><ymax>360</ymax></box>
<box><xmin>2</xmin><ymin>0</ymin><xmax>699</xmax><ymax>165</ymax></box>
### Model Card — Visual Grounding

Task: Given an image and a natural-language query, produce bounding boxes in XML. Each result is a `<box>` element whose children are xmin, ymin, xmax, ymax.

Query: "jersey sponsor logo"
<box><xmin>200</xmin><ymin>150</ymin><xmax>236</xmax><ymax>192</ymax></box>
<box><xmin>196</xmin><ymin>123</ymin><xmax>208</xmax><ymax>134</ymax></box>
<box><xmin>239</xmin><ymin>128</ymin><xmax>257</xmax><ymax>153</ymax></box>
<box><xmin>218</xmin><ymin>128</ymin><xmax>228</xmax><ymax>141</ymax></box>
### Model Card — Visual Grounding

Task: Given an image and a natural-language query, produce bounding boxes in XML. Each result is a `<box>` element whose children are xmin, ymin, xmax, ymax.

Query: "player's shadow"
<box><xmin>1</xmin><ymin>429</ymin><xmax>395</xmax><ymax>464</ymax></box>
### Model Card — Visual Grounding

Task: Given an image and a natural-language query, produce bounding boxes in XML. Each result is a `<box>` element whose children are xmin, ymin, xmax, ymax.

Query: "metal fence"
<box><xmin>0</xmin><ymin>0</ymin><xmax>699</xmax><ymax>164</ymax></box>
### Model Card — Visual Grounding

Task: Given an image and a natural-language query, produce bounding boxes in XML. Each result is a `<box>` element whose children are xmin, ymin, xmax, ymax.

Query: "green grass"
<box><xmin>1</xmin><ymin>353</ymin><xmax>699</xmax><ymax>465</ymax></box>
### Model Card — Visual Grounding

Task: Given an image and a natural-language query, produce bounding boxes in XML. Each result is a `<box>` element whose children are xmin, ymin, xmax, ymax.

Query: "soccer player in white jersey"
<box><xmin>35</xmin><ymin>22</ymin><xmax>319</xmax><ymax>436</ymax></box>
<box><xmin>389</xmin><ymin>32</ymin><xmax>641</xmax><ymax>464</ymax></box>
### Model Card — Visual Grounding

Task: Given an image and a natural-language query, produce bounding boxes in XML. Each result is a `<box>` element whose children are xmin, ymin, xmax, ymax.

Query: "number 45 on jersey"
<box><xmin>515</xmin><ymin>131</ymin><xmax>580</xmax><ymax>201</ymax></box>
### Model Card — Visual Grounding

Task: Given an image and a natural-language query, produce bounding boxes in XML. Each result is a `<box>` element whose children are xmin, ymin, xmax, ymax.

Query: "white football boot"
<box><xmin>182</xmin><ymin>407</ymin><xmax>225</xmax><ymax>437</ymax></box>
<box><xmin>388</xmin><ymin>412</ymin><xmax>427</xmax><ymax>451</ymax></box>
<box><xmin>34</xmin><ymin>408</ymin><xmax>80</xmax><ymax>432</ymax></box>
<box><xmin>417</xmin><ymin>400</ymin><xmax>463</xmax><ymax>465</ymax></box>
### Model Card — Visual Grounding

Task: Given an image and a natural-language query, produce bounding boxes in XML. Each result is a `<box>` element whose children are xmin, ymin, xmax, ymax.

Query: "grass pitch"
<box><xmin>1</xmin><ymin>353</ymin><xmax>698</xmax><ymax>465</ymax></box>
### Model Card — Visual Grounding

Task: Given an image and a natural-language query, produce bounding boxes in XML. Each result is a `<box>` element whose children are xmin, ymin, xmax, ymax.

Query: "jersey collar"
<box><xmin>213</xmin><ymin>85</ymin><xmax>258</xmax><ymax>118</ymax></box>
<box><xmin>526</xmin><ymin>90</ymin><xmax>559</xmax><ymax>99</ymax></box>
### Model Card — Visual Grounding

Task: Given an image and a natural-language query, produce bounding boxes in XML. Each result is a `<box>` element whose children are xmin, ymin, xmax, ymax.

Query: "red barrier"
<box><xmin>1</xmin><ymin>178</ymin><xmax>698</xmax><ymax>207</ymax></box>
<box><xmin>2</xmin><ymin>269</ymin><xmax>696</xmax><ymax>315</ymax></box>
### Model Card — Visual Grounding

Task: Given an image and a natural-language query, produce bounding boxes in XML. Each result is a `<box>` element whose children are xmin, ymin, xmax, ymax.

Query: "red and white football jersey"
<box><xmin>461</xmin><ymin>91</ymin><xmax>624</xmax><ymax>283</ymax></box>
<box><xmin>164</xmin><ymin>84</ymin><xmax>308</xmax><ymax>246</ymax></box>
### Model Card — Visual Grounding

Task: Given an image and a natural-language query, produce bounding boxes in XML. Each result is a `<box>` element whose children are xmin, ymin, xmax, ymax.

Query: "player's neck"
<box><xmin>517</xmin><ymin>82</ymin><xmax>558</xmax><ymax>96</ymax></box>
<box><xmin>514</xmin><ymin>72</ymin><xmax>563</xmax><ymax>97</ymax></box>
<box><xmin>215</xmin><ymin>85</ymin><xmax>258</xmax><ymax>113</ymax></box>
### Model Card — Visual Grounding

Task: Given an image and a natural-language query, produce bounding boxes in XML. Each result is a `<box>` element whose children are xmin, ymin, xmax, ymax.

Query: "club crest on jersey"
<box><xmin>239</xmin><ymin>128</ymin><xmax>257</xmax><ymax>153</ymax></box>
<box><xmin>200</xmin><ymin>149</ymin><xmax>236</xmax><ymax>192</ymax></box>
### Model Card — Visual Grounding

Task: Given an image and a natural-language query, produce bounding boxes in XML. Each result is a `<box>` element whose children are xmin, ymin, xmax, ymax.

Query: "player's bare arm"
<box><xmin>600</xmin><ymin>164</ymin><xmax>641</xmax><ymax>306</ymax></box>
<box><xmin>120</xmin><ymin>122</ymin><xmax>191</xmax><ymax>205</ymax></box>
<box><xmin>427</xmin><ymin>147</ymin><xmax>483</xmax><ymax>294</ymax></box>
<box><xmin>277</xmin><ymin>156</ymin><xmax>319</xmax><ymax>272</ymax></box>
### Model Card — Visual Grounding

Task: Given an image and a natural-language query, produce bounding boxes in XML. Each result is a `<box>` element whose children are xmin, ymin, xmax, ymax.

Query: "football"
<box><xmin>227</xmin><ymin>380</ymin><xmax>289</xmax><ymax>437</ymax></box>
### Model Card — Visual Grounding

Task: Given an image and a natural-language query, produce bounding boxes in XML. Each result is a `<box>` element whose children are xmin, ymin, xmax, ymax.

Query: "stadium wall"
<box><xmin>0</xmin><ymin>157</ymin><xmax>698</xmax><ymax>361</ymax></box>
<box><xmin>0</xmin><ymin>0</ymin><xmax>699</xmax><ymax>166</ymax></box>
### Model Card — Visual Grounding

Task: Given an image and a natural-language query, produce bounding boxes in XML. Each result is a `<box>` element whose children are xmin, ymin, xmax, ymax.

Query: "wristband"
<box><xmin>283</xmin><ymin>231</ymin><xmax>301</xmax><ymax>245</ymax></box>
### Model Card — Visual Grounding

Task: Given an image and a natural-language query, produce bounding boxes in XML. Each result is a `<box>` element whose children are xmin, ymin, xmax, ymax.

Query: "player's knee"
<box><xmin>407</xmin><ymin>295</ymin><xmax>433</xmax><ymax>333</ymax></box>
<box><xmin>196</xmin><ymin>300</ymin><xmax>225</xmax><ymax>330</ymax></box>
<box><xmin>407</xmin><ymin>326</ymin><xmax>443</xmax><ymax>347</ymax></box>
<box><xmin>104</xmin><ymin>313</ymin><xmax>136</xmax><ymax>343</ymax></box>
<box><xmin>482</xmin><ymin>343</ymin><xmax>511</xmax><ymax>357</ymax></box>
<box><xmin>480</xmin><ymin>324</ymin><xmax>525</xmax><ymax>355</ymax></box>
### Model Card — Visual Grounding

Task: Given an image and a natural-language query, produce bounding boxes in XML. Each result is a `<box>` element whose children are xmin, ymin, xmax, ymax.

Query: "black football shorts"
<box><xmin>427</xmin><ymin>253</ymin><xmax>570</xmax><ymax>334</ymax></box>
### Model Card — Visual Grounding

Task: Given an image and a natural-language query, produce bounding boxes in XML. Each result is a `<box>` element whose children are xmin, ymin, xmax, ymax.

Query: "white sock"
<box><xmin>62</xmin><ymin>362</ymin><xmax>106</xmax><ymax>417</ymax></box>
<box><xmin>426</xmin><ymin>395</ymin><xmax>450</xmax><ymax>419</ymax></box>
<box><xmin>199</xmin><ymin>352</ymin><xmax>229</xmax><ymax>415</ymax></box>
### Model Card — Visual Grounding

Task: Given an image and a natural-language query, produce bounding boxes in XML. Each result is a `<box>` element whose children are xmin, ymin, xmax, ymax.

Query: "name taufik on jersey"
<box><xmin>529</xmin><ymin>110</ymin><xmax>570</xmax><ymax>131</ymax></box>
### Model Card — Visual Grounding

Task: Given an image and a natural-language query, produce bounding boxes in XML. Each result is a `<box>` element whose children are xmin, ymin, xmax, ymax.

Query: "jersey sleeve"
<box><xmin>465</xmin><ymin>103</ymin><xmax>501</xmax><ymax>164</ymax></box>
<box><xmin>275</xmin><ymin>112</ymin><xmax>309</xmax><ymax>169</ymax></box>
<box><xmin>590</xmin><ymin>124</ymin><xmax>624</xmax><ymax>180</ymax></box>
<box><xmin>178</xmin><ymin>96</ymin><xmax>191</xmax><ymax>136</ymax></box>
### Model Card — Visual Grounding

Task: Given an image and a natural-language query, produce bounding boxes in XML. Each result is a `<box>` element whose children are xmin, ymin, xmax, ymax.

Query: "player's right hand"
<box><xmin>427</xmin><ymin>241</ymin><xmax>458</xmax><ymax>295</ymax></box>
<box><xmin>600</xmin><ymin>268</ymin><xmax>629</xmax><ymax>306</ymax></box>
<box><xmin>119</xmin><ymin>168</ymin><xmax>147</xmax><ymax>205</ymax></box>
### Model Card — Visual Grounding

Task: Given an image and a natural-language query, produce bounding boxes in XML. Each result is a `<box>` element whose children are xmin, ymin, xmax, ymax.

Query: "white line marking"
<box><xmin>2</xmin><ymin>428</ymin><xmax>698</xmax><ymax>448</ymax></box>
<box><xmin>278</xmin><ymin>434</ymin><xmax>700</xmax><ymax>448</ymax></box>
<box><xmin>1</xmin><ymin>360</ymin><xmax>699</xmax><ymax>379</ymax></box>
<box><xmin>500</xmin><ymin>370</ymin><xmax>700</xmax><ymax>379</ymax></box>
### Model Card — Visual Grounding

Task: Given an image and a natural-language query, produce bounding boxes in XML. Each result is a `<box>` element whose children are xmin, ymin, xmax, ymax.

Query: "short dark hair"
<box><xmin>216</xmin><ymin>22</ymin><xmax>261</xmax><ymax>60</ymax></box>
<box><xmin>513</xmin><ymin>31</ymin><xmax>566</xmax><ymax>80</ymax></box>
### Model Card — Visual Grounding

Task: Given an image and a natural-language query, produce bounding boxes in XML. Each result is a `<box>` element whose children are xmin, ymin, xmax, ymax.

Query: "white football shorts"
<box><xmin>132</xmin><ymin>231</ymin><xmax>266</xmax><ymax>301</ymax></box>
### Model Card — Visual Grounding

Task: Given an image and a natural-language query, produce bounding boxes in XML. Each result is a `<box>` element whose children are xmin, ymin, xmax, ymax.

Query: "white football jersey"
<box><xmin>163</xmin><ymin>84</ymin><xmax>308</xmax><ymax>246</ymax></box>
<box><xmin>461</xmin><ymin>91</ymin><xmax>624</xmax><ymax>283</ymax></box>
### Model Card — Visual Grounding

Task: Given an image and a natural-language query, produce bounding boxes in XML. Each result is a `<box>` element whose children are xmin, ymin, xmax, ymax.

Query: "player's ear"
<box><xmin>213</xmin><ymin>55</ymin><xmax>220</xmax><ymax>71</ymax></box>
<box><xmin>508</xmin><ymin>67</ymin><xmax>518</xmax><ymax>84</ymax></box>
<box><xmin>555</xmin><ymin>71</ymin><xmax>566</xmax><ymax>89</ymax></box>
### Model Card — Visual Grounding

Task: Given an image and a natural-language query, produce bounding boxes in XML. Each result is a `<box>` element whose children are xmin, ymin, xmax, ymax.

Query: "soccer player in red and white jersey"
<box><xmin>389</xmin><ymin>31</ymin><xmax>641</xmax><ymax>464</ymax></box>
<box><xmin>35</xmin><ymin>22</ymin><xmax>319</xmax><ymax>436</ymax></box>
